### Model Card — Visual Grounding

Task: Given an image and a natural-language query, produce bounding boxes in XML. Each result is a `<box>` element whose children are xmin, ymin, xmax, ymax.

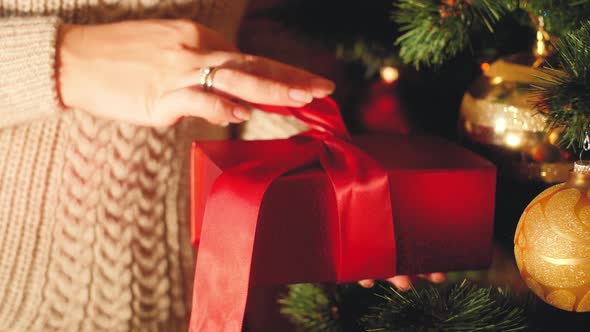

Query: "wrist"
<box><xmin>56</xmin><ymin>23</ymin><xmax>85</xmax><ymax>110</ymax></box>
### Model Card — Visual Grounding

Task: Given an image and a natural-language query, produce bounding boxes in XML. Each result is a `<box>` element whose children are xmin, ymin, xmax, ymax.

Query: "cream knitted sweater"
<box><xmin>0</xmin><ymin>1</ymin><xmax>251</xmax><ymax>331</ymax></box>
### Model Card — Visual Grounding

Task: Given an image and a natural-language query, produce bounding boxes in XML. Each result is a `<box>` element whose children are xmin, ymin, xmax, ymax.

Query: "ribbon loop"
<box><xmin>189</xmin><ymin>98</ymin><xmax>396</xmax><ymax>332</ymax></box>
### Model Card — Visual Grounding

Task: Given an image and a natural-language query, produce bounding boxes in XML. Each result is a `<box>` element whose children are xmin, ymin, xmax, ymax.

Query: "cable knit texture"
<box><xmin>0</xmin><ymin>1</ymin><xmax>248</xmax><ymax>331</ymax></box>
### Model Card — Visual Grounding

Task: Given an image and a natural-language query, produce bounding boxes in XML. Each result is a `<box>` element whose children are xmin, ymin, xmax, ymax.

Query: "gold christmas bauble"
<box><xmin>514</xmin><ymin>162</ymin><xmax>590</xmax><ymax>311</ymax></box>
<box><xmin>458</xmin><ymin>54</ymin><xmax>573</xmax><ymax>184</ymax></box>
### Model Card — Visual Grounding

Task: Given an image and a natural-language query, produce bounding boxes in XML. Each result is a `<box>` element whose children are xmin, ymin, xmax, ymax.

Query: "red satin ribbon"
<box><xmin>189</xmin><ymin>98</ymin><xmax>396</xmax><ymax>331</ymax></box>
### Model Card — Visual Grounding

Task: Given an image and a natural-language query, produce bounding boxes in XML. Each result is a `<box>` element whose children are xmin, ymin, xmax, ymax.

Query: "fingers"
<box><xmin>212</xmin><ymin>67</ymin><xmax>317</xmax><ymax>107</ymax></box>
<box><xmin>182</xmin><ymin>66</ymin><xmax>333</xmax><ymax>107</ymax></box>
<box><xmin>386</xmin><ymin>276</ymin><xmax>412</xmax><ymax>291</ymax></box>
<box><xmin>358</xmin><ymin>279</ymin><xmax>375</xmax><ymax>288</ymax></box>
<box><xmin>176</xmin><ymin>52</ymin><xmax>335</xmax><ymax>107</ymax></box>
<box><xmin>359</xmin><ymin>273</ymin><xmax>446</xmax><ymax>292</ymax></box>
<box><xmin>417</xmin><ymin>272</ymin><xmax>446</xmax><ymax>283</ymax></box>
<box><xmin>386</xmin><ymin>273</ymin><xmax>445</xmax><ymax>292</ymax></box>
<box><xmin>156</xmin><ymin>87</ymin><xmax>250</xmax><ymax>126</ymax></box>
<box><xmin>217</xmin><ymin>54</ymin><xmax>336</xmax><ymax>98</ymax></box>
<box><xmin>359</xmin><ymin>276</ymin><xmax>416</xmax><ymax>291</ymax></box>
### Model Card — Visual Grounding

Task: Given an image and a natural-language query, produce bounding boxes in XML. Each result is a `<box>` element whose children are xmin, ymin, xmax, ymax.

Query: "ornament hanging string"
<box><xmin>580</xmin><ymin>127</ymin><xmax>590</xmax><ymax>161</ymax></box>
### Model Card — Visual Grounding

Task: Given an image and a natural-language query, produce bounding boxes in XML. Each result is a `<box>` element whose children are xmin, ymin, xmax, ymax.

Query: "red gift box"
<box><xmin>188</xmin><ymin>98</ymin><xmax>496</xmax><ymax>331</ymax></box>
<box><xmin>191</xmin><ymin>135</ymin><xmax>496</xmax><ymax>283</ymax></box>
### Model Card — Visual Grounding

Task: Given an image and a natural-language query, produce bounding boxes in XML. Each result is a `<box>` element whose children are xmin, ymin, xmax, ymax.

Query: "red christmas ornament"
<box><xmin>360</xmin><ymin>67</ymin><xmax>411</xmax><ymax>135</ymax></box>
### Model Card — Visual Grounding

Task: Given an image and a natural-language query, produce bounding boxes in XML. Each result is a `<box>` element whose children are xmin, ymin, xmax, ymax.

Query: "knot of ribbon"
<box><xmin>189</xmin><ymin>98</ymin><xmax>397</xmax><ymax>332</ymax></box>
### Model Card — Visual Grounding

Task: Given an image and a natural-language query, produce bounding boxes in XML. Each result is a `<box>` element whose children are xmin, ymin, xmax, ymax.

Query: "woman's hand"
<box><xmin>358</xmin><ymin>273</ymin><xmax>446</xmax><ymax>291</ymax></box>
<box><xmin>57</xmin><ymin>19</ymin><xmax>335</xmax><ymax>127</ymax></box>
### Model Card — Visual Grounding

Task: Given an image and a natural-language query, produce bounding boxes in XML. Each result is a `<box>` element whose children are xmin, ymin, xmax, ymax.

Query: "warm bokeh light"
<box><xmin>536</xmin><ymin>40</ymin><xmax>546</xmax><ymax>57</ymax></box>
<box><xmin>480</xmin><ymin>62</ymin><xmax>491</xmax><ymax>72</ymax></box>
<box><xmin>548</xmin><ymin>130</ymin><xmax>560</xmax><ymax>145</ymax></box>
<box><xmin>380</xmin><ymin>66</ymin><xmax>399</xmax><ymax>84</ymax></box>
<box><xmin>490</xmin><ymin>76</ymin><xmax>503</xmax><ymax>85</ymax></box>
<box><xmin>494</xmin><ymin>118</ymin><xmax>507</xmax><ymax>134</ymax></box>
<box><xmin>535</xmin><ymin>29</ymin><xmax>549</xmax><ymax>58</ymax></box>
<box><xmin>505</xmin><ymin>133</ymin><xmax>522</xmax><ymax>148</ymax></box>
<box><xmin>464</xmin><ymin>120</ymin><xmax>473</xmax><ymax>133</ymax></box>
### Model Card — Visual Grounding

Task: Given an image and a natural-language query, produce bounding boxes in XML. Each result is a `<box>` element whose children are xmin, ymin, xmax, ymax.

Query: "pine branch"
<box><xmin>393</xmin><ymin>0</ymin><xmax>590</xmax><ymax>69</ymax></box>
<box><xmin>534</xmin><ymin>20</ymin><xmax>590</xmax><ymax>150</ymax></box>
<box><xmin>472</xmin><ymin>0</ymin><xmax>511</xmax><ymax>31</ymax></box>
<box><xmin>517</xmin><ymin>0</ymin><xmax>590</xmax><ymax>37</ymax></box>
<box><xmin>279</xmin><ymin>284</ymin><xmax>343</xmax><ymax>332</ymax></box>
<box><xmin>393</xmin><ymin>0</ymin><xmax>509</xmax><ymax>69</ymax></box>
<box><xmin>394</xmin><ymin>0</ymin><xmax>469</xmax><ymax>69</ymax></box>
<box><xmin>362</xmin><ymin>280</ymin><xmax>527</xmax><ymax>332</ymax></box>
<box><xmin>280</xmin><ymin>281</ymin><xmax>527</xmax><ymax>332</ymax></box>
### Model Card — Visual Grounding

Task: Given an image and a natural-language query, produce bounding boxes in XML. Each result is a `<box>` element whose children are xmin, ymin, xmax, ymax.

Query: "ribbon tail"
<box><xmin>189</xmin><ymin>146</ymin><xmax>319</xmax><ymax>332</ymax></box>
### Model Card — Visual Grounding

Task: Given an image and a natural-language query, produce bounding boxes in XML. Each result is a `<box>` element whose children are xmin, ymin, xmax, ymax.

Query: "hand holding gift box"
<box><xmin>189</xmin><ymin>98</ymin><xmax>496</xmax><ymax>331</ymax></box>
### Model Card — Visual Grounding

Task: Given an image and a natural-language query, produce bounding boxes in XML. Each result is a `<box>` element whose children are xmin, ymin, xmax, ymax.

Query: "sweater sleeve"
<box><xmin>0</xmin><ymin>16</ymin><xmax>62</xmax><ymax>128</ymax></box>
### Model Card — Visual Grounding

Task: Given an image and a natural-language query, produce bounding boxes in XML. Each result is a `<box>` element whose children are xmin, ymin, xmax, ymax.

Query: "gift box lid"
<box><xmin>193</xmin><ymin>134</ymin><xmax>496</xmax><ymax>173</ymax></box>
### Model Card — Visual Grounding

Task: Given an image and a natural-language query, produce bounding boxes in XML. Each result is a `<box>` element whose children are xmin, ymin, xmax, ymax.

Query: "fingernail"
<box><xmin>396</xmin><ymin>280</ymin><xmax>411</xmax><ymax>291</ymax></box>
<box><xmin>289</xmin><ymin>89</ymin><xmax>313</xmax><ymax>103</ymax></box>
<box><xmin>359</xmin><ymin>280</ymin><xmax>374</xmax><ymax>288</ymax></box>
<box><xmin>311</xmin><ymin>78</ymin><xmax>336</xmax><ymax>94</ymax></box>
<box><xmin>233</xmin><ymin>108</ymin><xmax>250</xmax><ymax>121</ymax></box>
<box><xmin>431</xmin><ymin>273</ymin><xmax>446</xmax><ymax>283</ymax></box>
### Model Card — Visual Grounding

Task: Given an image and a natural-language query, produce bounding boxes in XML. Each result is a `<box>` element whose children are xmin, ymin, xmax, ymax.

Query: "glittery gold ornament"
<box><xmin>514</xmin><ymin>161</ymin><xmax>590</xmax><ymax>312</ymax></box>
<box><xmin>458</xmin><ymin>17</ymin><xmax>570</xmax><ymax>184</ymax></box>
<box><xmin>458</xmin><ymin>53</ymin><xmax>573</xmax><ymax>184</ymax></box>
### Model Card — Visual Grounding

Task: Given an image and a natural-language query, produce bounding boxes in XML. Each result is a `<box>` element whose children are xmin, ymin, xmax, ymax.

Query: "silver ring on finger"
<box><xmin>198</xmin><ymin>66</ymin><xmax>219</xmax><ymax>92</ymax></box>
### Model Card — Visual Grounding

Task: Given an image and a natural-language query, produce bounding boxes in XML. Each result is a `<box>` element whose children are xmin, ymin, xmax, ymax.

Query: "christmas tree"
<box><xmin>256</xmin><ymin>1</ymin><xmax>590</xmax><ymax>330</ymax></box>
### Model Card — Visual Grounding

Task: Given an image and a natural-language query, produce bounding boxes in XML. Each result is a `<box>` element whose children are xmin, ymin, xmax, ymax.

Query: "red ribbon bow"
<box><xmin>189</xmin><ymin>98</ymin><xmax>397</xmax><ymax>331</ymax></box>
